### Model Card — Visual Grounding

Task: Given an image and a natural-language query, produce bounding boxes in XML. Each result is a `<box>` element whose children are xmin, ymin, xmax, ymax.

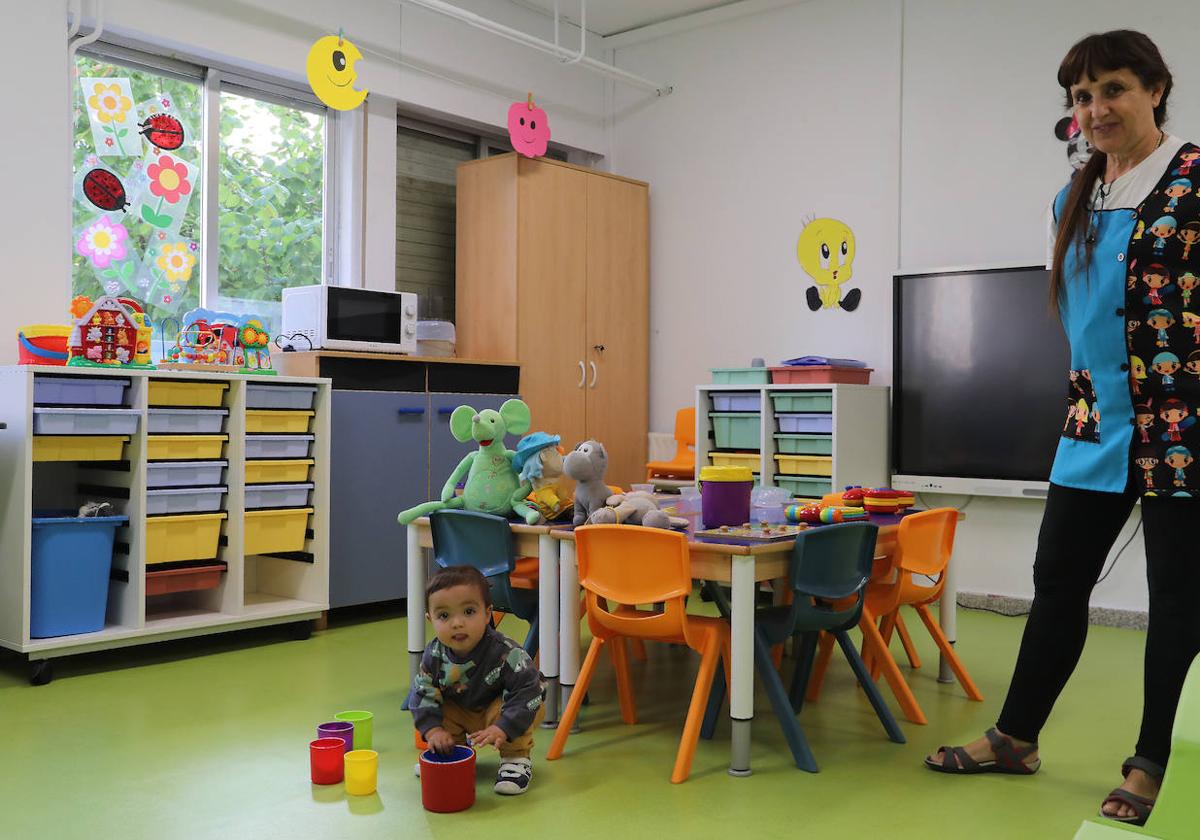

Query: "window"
<box><xmin>72</xmin><ymin>53</ymin><xmax>204</xmax><ymax>326</ymax></box>
<box><xmin>395</xmin><ymin>122</ymin><xmax>567</xmax><ymax>323</ymax></box>
<box><xmin>218</xmin><ymin>87</ymin><xmax>327</xmax><ymax>328</ymax></box>
<box><xmin>72</xmin><ymin>47</ymin><xmax>329</xmax><ymax>350</ymax></box>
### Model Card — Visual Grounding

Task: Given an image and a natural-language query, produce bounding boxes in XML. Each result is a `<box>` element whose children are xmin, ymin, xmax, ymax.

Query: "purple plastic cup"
<box><xmin>317</xmin><ymin>721</ymin><xmax>354</xmax><ymax>755</ymax></box>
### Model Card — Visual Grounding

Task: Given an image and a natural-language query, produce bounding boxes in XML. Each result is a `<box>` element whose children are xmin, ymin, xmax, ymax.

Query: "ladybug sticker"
<box><xmin>139</xmin><ymin>113</ymin><xmax>185</xmax><ymax>150</ymax></box>
<box><xmin>81</xmin><ymin>168</ymin><xmax>129</xmax><ymax>213</ymax></box>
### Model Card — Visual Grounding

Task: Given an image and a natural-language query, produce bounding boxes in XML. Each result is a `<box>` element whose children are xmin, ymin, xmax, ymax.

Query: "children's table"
<box><xmin>549</xmin><ymin>511</ymin><xmax>964</xmax><ymax>777</ymax></box>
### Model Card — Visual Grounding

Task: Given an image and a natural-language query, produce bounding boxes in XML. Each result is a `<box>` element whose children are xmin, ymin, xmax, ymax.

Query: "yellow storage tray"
<box><xmin>148</xmin><ymin>434</ymin><xmax>228</xmax><ymax>461</ymax></box>
<box><xmin>32</xmin><ymin>435</ymin><xmax>128</xmax><ymax>462</ymax></box>
<box><xmin>146</xmin><ymin>512</ymin><xmax>227</xmax><ymax>565</ymax></box>
<box><xmin>773</xmin><ymin>454</ymin><xmax>833</xmax><ymax>476</ymax></box>
<box><xmin>244</xmin><ymin>507</ymin><xmax>313</xmax><ymax>555</ymax></box>
<box><xmin>245</xmin><ymin>459</ymin><xmax>314</xmax><ymax>484</ymax></box>
<box><xmin>708</xmin><ymin>452</ymin><xmax>761</xmax><ymax>471</ymax></box>
<box><xmin>245</xmin><ymin>410</ymin><xmax>315</xmax><ymax>434</ymax></box>
<box><xmin>149</xmin><ymin>380</ymin><xmax>229</xmax><ymax>407</ymax></box>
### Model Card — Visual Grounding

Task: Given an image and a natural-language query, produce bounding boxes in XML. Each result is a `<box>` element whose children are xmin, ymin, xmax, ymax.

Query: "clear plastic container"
<box><xmin>751</xmin><ymin>486</ymin><xmax>790</xmax><ymax>524</ymax></box>
<box><xmin>148</xmin><ymin>408</ymin><xmax>228</xmax><ymax>434</ymax></box>
<box><xmin>33</xmin><ymin>376</ymin><xmax>130</xmax><ymax>406</ymax></box>
<box><xmin>245</xmin><ymin>383</ymin><xmax>317</xmax><ymax>410</ymax></box>
<box><xmin>244</xmin><ymin>435</ymin><xmax>314</xmax><ymax>459</ymax></box>
<box><xmin>32</xmin><ymin>408</ymin><xmax>141</xmax><ymax>435</ymax></box>
<box><xmin>146</xmin><ymin>460</ymin><xmax>227</xmax><ymax>488</ymax></box>
<box><xmin>244</xmin><ymin>482</ymin><xmax>315</xmax><ymax>510</ymax></box>
<box><xmin>145</xmin><ymin>486</ymin><xmax>227</xmax><ymax>515</ymax></box>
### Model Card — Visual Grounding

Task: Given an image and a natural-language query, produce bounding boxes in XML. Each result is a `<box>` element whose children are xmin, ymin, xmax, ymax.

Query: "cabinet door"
<box><xmin>329</xmin><ymin>391</ymin><xmax>428</xmax><ymax>608</ymax></box>
<box><xmin>517</xmin><ymin>158</ymin><xmax>588</xmax><ymax>450</ymax></box>
<box><xmin>428</xmin><ymin>393</ymin><xmax>512</xmax><ymax>499</ymax></box>
<box><xmin>586</xmin><ymin>174</ymin><xmax>650</xmax><ymax>488</ymax></box>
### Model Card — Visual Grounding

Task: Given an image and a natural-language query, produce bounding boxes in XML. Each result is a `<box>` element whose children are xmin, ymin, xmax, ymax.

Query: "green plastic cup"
<box><xmin>334</xmin><ymin>710</ymin><xmax>374</xmax><ymax>750</ymax></box>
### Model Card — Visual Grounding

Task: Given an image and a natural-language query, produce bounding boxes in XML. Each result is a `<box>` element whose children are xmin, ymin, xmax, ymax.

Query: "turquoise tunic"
<box><xmin>1050</xmin><ymin>143</ymin><xmax>1200</xmax><ymax>496</ymax></box>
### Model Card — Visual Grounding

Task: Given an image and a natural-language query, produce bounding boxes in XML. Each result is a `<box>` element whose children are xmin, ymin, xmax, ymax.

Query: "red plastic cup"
<box><xmin>310</xmin><ymin>738</ymin><xmax>345</xmax><ymax>785</ymax></box>
<box><xmin>419</xmin><ymin>745</ymin><xmax>477</xmax><ymax>812</ymax></box>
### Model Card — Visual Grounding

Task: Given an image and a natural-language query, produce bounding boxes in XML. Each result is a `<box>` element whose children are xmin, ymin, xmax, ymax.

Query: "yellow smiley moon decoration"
<box><xmin>306</xmin><ymin>35</ymin><xmax>367</xmax><ymax>111</ymax></box>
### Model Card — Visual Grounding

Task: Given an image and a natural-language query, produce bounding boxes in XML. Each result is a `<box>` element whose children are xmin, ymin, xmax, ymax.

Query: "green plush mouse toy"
<box><xmin>396</xmin><ymin>398</ymin><xmax>540</xmax><ymax>526</ymax></box>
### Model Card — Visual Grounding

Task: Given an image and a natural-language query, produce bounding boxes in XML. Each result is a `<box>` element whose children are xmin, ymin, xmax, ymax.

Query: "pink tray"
<box><xmin>769</xmin><ymin>366</ymin><xmax>873</xmax><ymax>385</ymax></box>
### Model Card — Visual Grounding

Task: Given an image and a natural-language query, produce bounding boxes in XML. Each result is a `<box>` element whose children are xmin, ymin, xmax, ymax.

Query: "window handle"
<box><xmin>577</xmin><ymin>361</ymin><xmax>585</xmax><ymax>388</ymax></box>
<box><xmin>397</xmin><ymin>407</ymin><xmax>426</xmax><ymax>416</ymax></box>
<box><xmin>589</xmin><ymin>361</ymin><xmax>598</xmax><ymax>388</ymax></box>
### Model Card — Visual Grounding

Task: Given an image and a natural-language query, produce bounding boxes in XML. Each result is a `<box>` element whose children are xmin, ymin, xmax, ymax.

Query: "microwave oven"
<box><xmin>281</xmin><ymin>285</ymin><xmax>418</xmax><ymax>354</ymax></box>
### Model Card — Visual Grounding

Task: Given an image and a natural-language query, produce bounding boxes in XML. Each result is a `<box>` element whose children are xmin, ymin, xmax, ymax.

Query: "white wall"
<box><xmin>611</xmin><ymin>0</ymin><xmax>903</xmax><ymax>433</ymax></box>
<box><xmin>614</xmin><ymin>0</ymin><xmax>1200</xmax><ymax>612</ymax></box>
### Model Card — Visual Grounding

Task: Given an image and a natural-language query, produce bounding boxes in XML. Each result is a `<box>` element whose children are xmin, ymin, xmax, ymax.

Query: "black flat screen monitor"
<box><xmin>893</xmin><ymin>266</ymin><xmax>1069</xmax><ymax>486</ymax></box>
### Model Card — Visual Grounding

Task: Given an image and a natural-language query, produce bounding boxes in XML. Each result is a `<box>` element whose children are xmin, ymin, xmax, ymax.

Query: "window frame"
<box><xmin>75</xmin><ymin>41</ymin><xmax>337</xmax><ymax>318</ymax></box>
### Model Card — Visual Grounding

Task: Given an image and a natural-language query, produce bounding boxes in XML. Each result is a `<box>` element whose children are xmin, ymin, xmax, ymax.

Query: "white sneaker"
<box><xmin>494</xmin><ymin>757</ymin><xmax>533</xmax><ymax>795</ymax></box>
<box><xmin>413</xmin><ymin>761</ymin><xmax>421</xmax><ymax>778</ymax></box>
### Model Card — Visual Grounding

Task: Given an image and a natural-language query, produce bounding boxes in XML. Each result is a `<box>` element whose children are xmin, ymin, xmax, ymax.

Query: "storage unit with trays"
<box><xmin>0</xmin><ymin>366</ymin><xmax>330</xmax><ymax>684</ymax></box>
<box><xmin>696</xmin><ymin>377</ymin><xmax>889</xmax><ymax>508</ymax></box>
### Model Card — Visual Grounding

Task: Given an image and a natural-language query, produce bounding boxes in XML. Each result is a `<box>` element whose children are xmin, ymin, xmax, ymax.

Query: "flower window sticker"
<box><xmin>138</xmin><ymin>235</ymin><xmax>198</xmax><ymax>314</ymax></box>
<box><xmin>130</xmin><ymin>150</ymin><xmax>194</xmax><ymax>232</ymax></box>
<box><xmin>80</xmin><ymin>78</ymin><xmax>139</xmax><ymax>157</ymax></box>
<box><xmin>135</xmin><ymin>97</ymin><xmax>190</xmax><ymax>155</ymax></box>
<box><xmin>74</xmin><ymin>216</ymin><xmax>142</xmax><ymax>297</ymax></box>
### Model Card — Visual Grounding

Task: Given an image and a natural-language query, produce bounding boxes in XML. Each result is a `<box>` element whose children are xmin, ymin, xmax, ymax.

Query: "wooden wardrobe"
<box><xmin>455</xmin><ymin>154</ymin><xmax>649</xmax><ymax>489</ymax></box>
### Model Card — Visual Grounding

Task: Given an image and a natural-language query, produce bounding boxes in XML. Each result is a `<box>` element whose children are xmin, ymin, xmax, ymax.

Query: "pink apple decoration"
<box><xmin>508</xmin><ymin>94</ymin><xmax>551</xmax><ymax>158</ymax></box>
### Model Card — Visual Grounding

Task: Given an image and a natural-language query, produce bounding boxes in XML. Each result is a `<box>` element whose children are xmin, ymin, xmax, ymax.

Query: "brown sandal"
<box><xmin>925</xmin><ymin>727</ymin><xmax>1041</xmax><ymax>775</ymax></box>
<box><xmin>1100</xmin><ymin>756</ymin><xmax>1163</xmax><ymax>826</ymax></box>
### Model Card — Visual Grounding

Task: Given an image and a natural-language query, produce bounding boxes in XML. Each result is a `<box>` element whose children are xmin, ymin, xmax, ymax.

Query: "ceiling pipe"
<box><xmin>398</xmin><ymin>0</ymin><xmax>672</xmax><ymax>95</ymax></box>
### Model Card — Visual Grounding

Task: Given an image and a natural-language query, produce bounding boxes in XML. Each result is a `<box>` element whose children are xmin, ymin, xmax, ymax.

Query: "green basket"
<box><xmin>775</xmin><ymin>475</ymin><xmax>832</xmax><ymax>499</ymax></box>
<box><xmin>709</xmin><ymin>412</ymin><xmax>761</xmax><ymax>449</ymax></box>
<box><xmin>770</xmin><ymin>391</ymin><xmax>833</xmax><ymax>413</ymax></box>
<box><xmin>712</xmin><ymin>367</ymin><xmax>771</xmax><ymax>385</ymax></box>
<box><xmin>773</xmin><ymin>434</ymin><xmax>833</xmax><ymax>455</ymax></box>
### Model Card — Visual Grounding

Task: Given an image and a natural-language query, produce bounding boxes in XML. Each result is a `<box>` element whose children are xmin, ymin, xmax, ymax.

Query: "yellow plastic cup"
<box><xmin>345</xmin><ymin>749</ymin><xmax>379</xmax><ymax>796</ymax></box>
<box><xmin>334</xmin><ymin>710</ymin><xmax>373</xmax><ymax>750</ymax></box>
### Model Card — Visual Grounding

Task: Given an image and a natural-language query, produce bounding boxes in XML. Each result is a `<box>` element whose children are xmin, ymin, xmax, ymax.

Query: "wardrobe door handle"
<box><xmin>577</xmin><ymin>360</ymin><xmax>586</xmax><ymax>388</ymax></box>
<box><xmin>589</xmin><ymin>361</ymin><xmax>598</xmax><ymax>388</ymax></box>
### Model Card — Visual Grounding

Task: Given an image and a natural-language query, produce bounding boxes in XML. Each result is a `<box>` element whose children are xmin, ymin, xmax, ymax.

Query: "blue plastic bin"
<box><xmin>30</xmin><ymin>513</ymin><xmax>128</xmax><ymax>638</ymax></box>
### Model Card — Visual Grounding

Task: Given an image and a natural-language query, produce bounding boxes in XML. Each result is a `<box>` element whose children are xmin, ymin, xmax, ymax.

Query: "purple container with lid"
<box><xmin>699</xmin><ymin>466</ymin><xmax>753</xmax><ymax>528</ymax></box>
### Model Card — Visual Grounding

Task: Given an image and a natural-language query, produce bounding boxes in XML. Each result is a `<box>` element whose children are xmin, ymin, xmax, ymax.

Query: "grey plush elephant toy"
<box><xmin>562</xmin><ymin>440</ymin><xmax>612</xmax><ymax>526</ymax></box>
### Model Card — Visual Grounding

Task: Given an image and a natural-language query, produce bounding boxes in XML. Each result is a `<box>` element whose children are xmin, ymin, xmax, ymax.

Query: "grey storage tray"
<box><xmin>146</xmin><ymin>460</ymin><xmax>228</xmax><ymax>488</ymax></box>
<box><xmin>146</xmin><ymin>486</ymin><xmax>228</xmax><ymax>515</ymax></box>
<box><xmin>244</xmin><ymin>434</ymin><xmax>314</xmax><ymax>459</ymax></box>
<box><xmin>33</xmin><ymin>376</ymin><xmax>130</xmax><ymax>406</ymax></box>
<box><xmin>32</xmin><ymin>407</ymin><xmax>141</xmax><ymax>435</ymax></box>
<box><xmin>244</xmin><ymin>482</ymin><xmax>315</xmax><ymax>510</ymax></box>
<box><xmin>245</xmin><ymin>384</ymin><xmax>317</xmax><ymax>410</ymax></box>
<box><xmin>148</xmin><ymin>408</ymin><xmax>228</xmax><ymax>434</ymax></box>
<box><xmin>711</xmin><ymin>392</ymin><xmax>761</xmax><ymax>412</ymax></box>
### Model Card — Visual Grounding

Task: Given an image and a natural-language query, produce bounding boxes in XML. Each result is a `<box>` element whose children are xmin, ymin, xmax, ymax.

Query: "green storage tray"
<box><xmin>712</xmin><ymin>367</ymin><xmax>771</xmax><ymax>385</ymax></box>
<box><xmin>770</xmin><ymin>391</ymin><xmax>833</xmax><ymax>412</ymax></box>
<box><xmin>773</xmin><ymin>433</ymin><xmax>833</xmax><ymax>455</ymax></box>
<box><xmin>775</xmin><ymin>475</ymin><xmax>832</xmax><ymax>499</ymax></box>
<box><xmin>709</xmin><ymin>412</ymin><xmax>761</xmax><ymax>449</ymax></box>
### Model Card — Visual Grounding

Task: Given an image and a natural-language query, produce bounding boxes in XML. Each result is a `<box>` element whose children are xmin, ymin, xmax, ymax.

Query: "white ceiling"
<box><xmin>513</xmin><ymin>0</ymin><xmax>748</xmax><ymax>37</ymax></box>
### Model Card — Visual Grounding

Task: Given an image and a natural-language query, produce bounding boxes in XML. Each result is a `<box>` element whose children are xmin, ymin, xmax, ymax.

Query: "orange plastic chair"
<box><xmin>645</xmin><ymin>407</ymin><xmax>696</xmax><ymax>480</ymax></box>
<box><xmin>806</xmin><ymin>508</ymin><xmax>982</xmax><ymax>725</ymax></box>
<box><xmin>546</xmin><ymin>525</ymin><xmax>730</xmax><ymax>783</ymax></box>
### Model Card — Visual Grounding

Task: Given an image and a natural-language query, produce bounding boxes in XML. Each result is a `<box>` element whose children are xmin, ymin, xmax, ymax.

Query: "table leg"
<box><xmin>559</xmin><ymin>540</ymin><xmax>581</xmax><ymax>725</ymax></box>
<box><xmin>938</xmin><ymin>547</ymin><xmax>958</xmax><ymax>684</ymax></box>
<box><xmin>729</xmin><ymin>554</ymin><xmax>755</xmax><ymax>776</ymax></box>
<box><xmin>407</xmin><ymin>524</ymin><xmax>426</xmax><ymax>686</ymax></box>
<box><xmin>538</xmin><ymin>534</ymin><xmax>561</xmax><ymax>725</ymax></box>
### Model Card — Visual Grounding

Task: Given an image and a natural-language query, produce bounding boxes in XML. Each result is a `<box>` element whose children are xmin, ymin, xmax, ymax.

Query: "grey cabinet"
<box><xmin>329</xmin><ymin>390</ymin><xmax>428</xmax><ymax>608</ymax></box>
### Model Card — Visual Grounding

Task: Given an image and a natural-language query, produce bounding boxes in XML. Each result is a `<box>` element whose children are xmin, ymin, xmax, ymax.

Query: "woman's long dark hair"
<box><xmin>1050</xmin><ymin>30</ymin><xmax>1173</xmax><ymax>306</ymax></box>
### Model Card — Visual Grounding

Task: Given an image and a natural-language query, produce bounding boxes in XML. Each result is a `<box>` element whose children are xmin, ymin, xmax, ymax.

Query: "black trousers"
<box><xmin>995</xmin><ymin>478</ymin><xmax>1200</xmax><ymax>768</ymax></box>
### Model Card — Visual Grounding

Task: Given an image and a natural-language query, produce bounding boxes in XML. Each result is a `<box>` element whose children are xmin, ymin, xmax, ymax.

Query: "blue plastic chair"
<box><xmin>699</xmin><ymin>522</ymin><xmax>905</xmax><ymax>771</ymax></box>
<box><xmin>428</xmin><ymin>510</ymin><xmax>539</xmax><ymax>655</ymax></box>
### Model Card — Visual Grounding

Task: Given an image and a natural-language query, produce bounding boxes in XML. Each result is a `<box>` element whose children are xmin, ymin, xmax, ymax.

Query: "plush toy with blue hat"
<box><xmin>515</xmin><ymin>431</ymin><xmax>569</xmax><ymax>520</ymax></box>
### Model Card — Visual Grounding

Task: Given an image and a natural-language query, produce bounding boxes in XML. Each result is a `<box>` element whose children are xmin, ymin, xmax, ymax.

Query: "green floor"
<box><xmin>0</xmin><ymin>603</ymin><xmax>1146</xmax><ymax>839</ymax></box>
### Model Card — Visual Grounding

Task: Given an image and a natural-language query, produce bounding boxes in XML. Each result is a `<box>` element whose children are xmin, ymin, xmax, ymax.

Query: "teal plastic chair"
<box><xmin>1072</xmin><ymin>653</ymin><xmax>1200</xmax><ymax>839</ymax></box>
<box><xmin>699</xmin><ymin>522</ymin><xmax>905</xmax><ymax>772</ymax></box>
<box><xmin>428</xmin><ymin>509</ymin><xmax>539</xmax><ymax>655</ymax></box>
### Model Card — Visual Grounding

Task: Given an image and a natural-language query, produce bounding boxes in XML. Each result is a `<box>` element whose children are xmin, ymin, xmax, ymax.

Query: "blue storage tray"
<box><xmin>30</xmin><ymin>513</ymin><xmax>128</xmax><ymax>638</ymax></box>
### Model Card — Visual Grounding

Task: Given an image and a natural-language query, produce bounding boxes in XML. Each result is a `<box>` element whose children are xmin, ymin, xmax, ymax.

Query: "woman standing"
<box><xmin>926</xmin><ymin>30</ymin><xmax>1200</xmax><ymax>827</ymax></box>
